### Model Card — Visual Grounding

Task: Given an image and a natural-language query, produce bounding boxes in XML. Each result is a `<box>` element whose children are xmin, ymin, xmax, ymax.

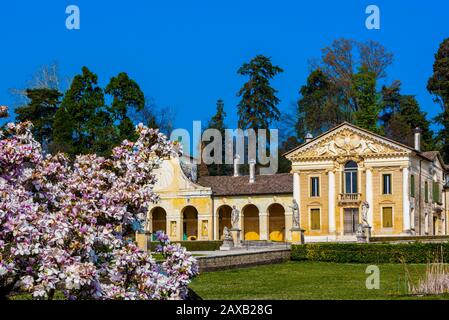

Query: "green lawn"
<box><xmin>189</xmin><ymin>261</ymin><xmax>449</xmax><ymax>300</ymax></box>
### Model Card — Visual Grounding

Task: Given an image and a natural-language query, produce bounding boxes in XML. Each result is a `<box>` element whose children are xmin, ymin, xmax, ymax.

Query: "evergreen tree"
<box><xmin>427</xmin><ymin>38</ymin><xmax>449</xmax><ymax>161</ymax></box>
<box><xmin>52</xmin><ymin>67</ymin><xmax>110</xmax><ymax>157</ymax></box>
<box><xmin>15</xmin><ymin>88</ymin><xmax>61</xmax><ymax>149</ymax></box>
<box><xmin>237</xmin><ymin>55</ymin><xmax>283</xmax><ymax>130</ymax></box>
<box><xmin>105</xmin><ymin>72</ymin><xmax>145</xmax><ymax>142</ymax></box>
<box><xmin>381</xmin><ymin>82</ymin><xmax>434</xmax><ymax>150</ymax></box>
<box><xmin>205</xmin><ymin>99</ymin><xmax>230</xmax><ymax>176</ymax></box>
<box><xmin>352</xmin><ymin>66</ymin><xmax>382</xmax><ymax>133</ymax></box>
<box><xmin>296</xmin><ymin>69</ymin><xmax>348</xmax><ymax>138</ymax></box>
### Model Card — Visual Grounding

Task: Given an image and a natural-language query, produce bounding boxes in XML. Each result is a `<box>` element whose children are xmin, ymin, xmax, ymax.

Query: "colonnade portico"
<box><xmin>212</xmin><ymin>195</ymin><xmax>293</xmax><ymax>242</ymax></box>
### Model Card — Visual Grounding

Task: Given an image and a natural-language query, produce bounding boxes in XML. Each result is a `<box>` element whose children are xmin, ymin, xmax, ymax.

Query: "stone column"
<box><xmin>402</xmin><ymin>167</ymin><xmax>411</xmax><ymax>233</ymax></box>
<box><xmin>259</xmin><ymin>212</ymin><xmax>269</xmax><ymax>240</ymax></box>
<box><xmin>328</xmin><ymin>170</ymin><xmax>336</xmax><ymax>234</ymax></box>
<box><xmin>285</xmin><ymin>212</ymin><xmax>293</xmax><ymax>241</ymax></box>
<box><xmin>293</xmin><ymin>172</ymin><xmax>300</xmax><ymax>206</ymax></box>
<box><xmin>365</xmin><ymin>168</ymin><xmax>374</xmax><ymax>229</ymax></box>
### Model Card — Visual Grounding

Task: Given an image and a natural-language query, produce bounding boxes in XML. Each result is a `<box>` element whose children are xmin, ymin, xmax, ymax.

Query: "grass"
<box><xmin>189</xmin><ymin>261</ymin><xmax>449</xmax><ymax>300</ymax></box>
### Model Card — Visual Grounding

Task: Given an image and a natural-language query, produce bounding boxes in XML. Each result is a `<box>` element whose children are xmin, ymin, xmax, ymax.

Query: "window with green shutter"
<box><xmin>382</xmin><ymin>207</ymin><xmax>393</xmax><ymax>228</ymax></box>
<box><xmin>433</xmin><ymin>181</ymin><xmax>440</xmax><ymax>203</ymax></box>
<box><xmin>425</xmin><ymin>182</ymin><xmax>429</xmax><ymax>203</ymax></box>
<box><xmin>310</xmin><ymin>209</ymin><xmax>321</xmax><ymax>230</ymax></box>
<box><xmin>410</xmin><ymin>175</ymin><xmax>415</xmax><ymax>198</ymax></box>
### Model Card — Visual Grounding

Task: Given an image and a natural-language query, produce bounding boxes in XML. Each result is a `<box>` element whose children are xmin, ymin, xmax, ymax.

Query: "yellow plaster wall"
<box><xmin>371</xmin><ymin>167</ymin><xmax>403</xmax><ymax>235</ymax></box>
<box><xmin>299</xmin><ymin>171</ymin><xmax>329</xmax><ymax>236</ymax></box>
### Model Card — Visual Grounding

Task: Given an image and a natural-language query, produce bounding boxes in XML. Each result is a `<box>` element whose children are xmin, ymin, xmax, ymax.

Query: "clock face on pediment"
<box><xmin>153</xmin><ymin>160</ymin><xmax>175</xmax><ymax>190</ymax></box>
<box><xmin>287</xmin><ymin>125</ymin><xmax>411</xmax><ymax>162</ymax></box>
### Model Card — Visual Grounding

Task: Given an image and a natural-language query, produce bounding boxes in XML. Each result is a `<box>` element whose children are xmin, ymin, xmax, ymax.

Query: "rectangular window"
<box><xmin>383</xmin><ymin>174</ymin><xmax>392</xmax><ymax>195</ymax></box>
<box><xmin>410</xmin><ymin>175</ymin><xmax>415</xmax><ymax>198</ymax></box>
<box><xmin>310</xmin><ymin>177</ymin><xmax>320</xmax><ymax>197</ymax></box>
<box><xmin>382</xmin><ymin>207</ymin><xmax>393</xmax><ymax>228</ymax></box>
<box><xmin>310</xmin><ymin>209</ymin><xmax>321</xmax><ymax>231</ymax></box>
<box><xmin>345</xmin><ymin>172</ymin><xmax>358</xmax><ymax>194</ymax></box>
<box><xmin>432</xmin><ymin>181</ymin><xmax>440</xmax><ymax>203</ymax></box>
<box><xmin>425</xmin><ymin>182</ymin><xmax>429</xmax><ymax>203</ymax></box>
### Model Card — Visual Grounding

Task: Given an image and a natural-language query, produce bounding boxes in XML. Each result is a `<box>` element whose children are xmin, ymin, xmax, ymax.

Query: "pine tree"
<box><xmin>296</xmin><ymin>69</ymin><xmax>348</xmax><ymax>138</ymax></box>
<box><xmin>52</xmin><ymin>67</ymin><xmax>109</xmax><ymax>157</ymax></box>
<box><xmin>205</xmin><ymin>99</ymin><xmax>230</xmax><ymax>176</ymax></box>
<box><xmin>105</xmin><ymin>72</ymin><xmax>145</xmax><ymax>143</ymax></box>
<box><xmin>428</xmin><ymin>38</ymin><xmax>449</xmax><ymax>161</ymax></box>
<box><xmin>15</xmin><ymin>88</ymin><xmax>61</xmax><ymax>149</ymax></box>
<box><xmin>352</xmin><ymin>66</ymin><xmax>382</xmax><ymax>133</ymax></box>
<box><xmin>237</xmin><ymin>55</ymin><xmax>283</xmax><ymax>130</ymax></box>
<box><xmin>381</xmin><ymin>82</ymin><xmax>434</xmax><ymax>150</ymax></box>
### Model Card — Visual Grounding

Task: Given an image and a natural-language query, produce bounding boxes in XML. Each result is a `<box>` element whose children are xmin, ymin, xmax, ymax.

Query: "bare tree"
<box><xmin>130</xmin><ymin>97</ymin><xmax>176</xmax><ymax>135</ymax></box>
<box><xmin>312</xmin><ymin>38</ymin><xmax>393</xmax><ymax>112</ymax></box>
<box><xmin>9</xmin><ymin>62</ymin><xmax>70</xmax><ymax>107</ymax></box>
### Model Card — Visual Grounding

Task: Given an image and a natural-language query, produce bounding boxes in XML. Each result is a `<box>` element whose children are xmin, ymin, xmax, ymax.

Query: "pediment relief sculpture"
<box><xmin>289</xmin><ymin>128</ymin><xmax>409</xmax><ymax>161</ymax></box>
<box><xmin>316</xmin><ymin>133</ymin><xmax>382</xmax><ymax>157</ymax></box>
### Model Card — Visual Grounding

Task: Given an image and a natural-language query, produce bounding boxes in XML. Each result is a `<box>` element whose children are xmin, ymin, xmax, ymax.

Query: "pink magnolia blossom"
<box><xmin>0</xmin><ymin>120</ymin><xmax>197</xmax><ymax>300</ymax></box>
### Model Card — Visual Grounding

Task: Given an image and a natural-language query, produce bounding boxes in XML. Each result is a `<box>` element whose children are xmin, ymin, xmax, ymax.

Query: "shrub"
<box><xmin>291</xmin><ymin>242</ymin><xmax>449</xmax><ymax>264</ymax></box>
<box><xmin>0</xmin><ymin>120</ymin><xmax>198</xmax><ymax>300</ymax></box>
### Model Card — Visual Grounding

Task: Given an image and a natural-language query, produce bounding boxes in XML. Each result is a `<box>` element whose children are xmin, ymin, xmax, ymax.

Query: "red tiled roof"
<box><xmin>197</xmin><ymin>173</ymin><xmax>293</xmax><ymax>196</ymax></box>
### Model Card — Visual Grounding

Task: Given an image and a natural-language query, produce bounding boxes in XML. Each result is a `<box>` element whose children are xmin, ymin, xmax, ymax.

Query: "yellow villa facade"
<box><xmin>142</xmin><ymin>122</ymin><xmax>449</xmax><ymax>244</ymax></box>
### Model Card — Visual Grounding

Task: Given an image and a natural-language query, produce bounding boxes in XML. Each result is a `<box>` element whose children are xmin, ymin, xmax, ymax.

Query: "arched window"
<box><xmin>344</xmin><ymin>161</ymin><xmax>358</xmax><ymax>194</ymax></box>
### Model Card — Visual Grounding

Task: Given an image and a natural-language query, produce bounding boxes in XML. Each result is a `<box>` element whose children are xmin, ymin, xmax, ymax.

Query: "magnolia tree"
<box><xmin>0</xmin><ymin>106</ymin><xmax>198</xmax><ymax>300</ymax></box>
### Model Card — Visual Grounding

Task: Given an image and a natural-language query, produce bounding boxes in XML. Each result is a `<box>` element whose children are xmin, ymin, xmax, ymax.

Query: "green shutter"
<box><xmin>425</xmin><ymin>182</ymin><xmax>429</xmax><ymax>203</ymax></box>
<box><xmin>382</xmin><ymin>207</ymin><xmax>393</xmax><ymax>228</ymax></box>
<box><xmin>433</xmin><ymin>181</ymin><xmax>441</xmax><ymax>203</ymax></box>
<box><xmin>410</xmin><ymin>175</ymin><xmax>415</xmax><ymax>198</ymax></box>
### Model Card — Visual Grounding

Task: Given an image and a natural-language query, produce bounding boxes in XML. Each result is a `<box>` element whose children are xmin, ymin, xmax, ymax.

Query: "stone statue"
<box><xmin>231</xmin><ymin>206</ymin><xmax>240</xmax><ymax>229</ymax></box>
<box><xmin>290</xmin><ymin>199</ymin><xmax>300</xmax><ymax>229</ymax></box>
<box><xmin>223</xmin><ymin>226</ymin><xmax>232</xmax><ymax>241</ymax></box>
<box><xmin>361</xmin><ymin>201</ymin><xmax>370</xmax><ymax>227</ymax></box>
<box><xmin>356</xmin><ymin>223</ymin><xmax>365</xmax><ymax>237</ymax></box>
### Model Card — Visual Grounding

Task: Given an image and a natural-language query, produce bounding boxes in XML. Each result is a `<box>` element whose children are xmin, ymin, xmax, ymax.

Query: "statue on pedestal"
<box><xmin>223</xmin><ymin>226</ymin><xmax>232</xmax><ymax>241</ymax></box>
<box><xmin>220</xmin><ymin>226</ymin><xmax>235</xmax><ymax>251</ymax></box>
<box><xmin>231</xmin><ymin>206</ymin><xmax>240</xmax><ymax>230</ymax></box>
<box><xmin>361</xmin><ymin>201</ymin><xmax>370</xmax><ymax>227</ymax></box>
<box><xmin>360</xmin><ymin>201</ymin><xmax>372</xmax><ymax>241</ymax></box>
<box><xmin>290</xmin><ymin>199</ymin><xmax>300</xmax><ymax>229</ymax></box>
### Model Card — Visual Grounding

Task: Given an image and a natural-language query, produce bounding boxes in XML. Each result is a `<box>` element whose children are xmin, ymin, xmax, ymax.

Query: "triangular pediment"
<box><xmin>285</xmin><ymin>123</ymin><xmax>413</xmax><ymax>162</ymax></box>
<box><xmin>153</xmin><ymin>156</ymin><xmax>211</xmax><ymax>195</ymax></box>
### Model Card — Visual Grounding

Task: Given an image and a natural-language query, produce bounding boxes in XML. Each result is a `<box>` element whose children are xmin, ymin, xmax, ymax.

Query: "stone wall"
<box><xmin>196</xmin><ymin>249</ymin><xmax>291</xmax><ymax>272</ymax></box>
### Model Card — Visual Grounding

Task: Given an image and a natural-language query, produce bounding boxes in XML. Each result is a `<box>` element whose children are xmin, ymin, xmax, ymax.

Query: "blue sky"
<box><xmin>1</xmin><ymin>0</ymin><xmax>448</xmax><ymax>133</ymax></box>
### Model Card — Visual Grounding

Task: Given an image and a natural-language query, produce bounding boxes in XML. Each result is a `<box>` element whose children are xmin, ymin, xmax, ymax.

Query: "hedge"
<box><xmin>291</xmin><ymin>242</ymin><xmax>449</xmax><ymax>264</ymax></box>
<box><xmin>149</xmin><ymin>241</ymin><xmax>223</xmax><ymax>252</ymax></box>
<box><xmin>369</xmin><ymin>235</ymin><xmax>449</xmax><ymax>243</ymax></box>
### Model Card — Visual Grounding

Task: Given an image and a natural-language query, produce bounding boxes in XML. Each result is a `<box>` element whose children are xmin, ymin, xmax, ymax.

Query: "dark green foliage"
<box><xmin>52</xmin><ymin>68</ymin><xmax>147</xmax><ymax>157</ymax></box>
<box><xmin>296</xmin><ymin>69</ymin><xmax>349</xmax><ymax>138</ymax></box>
<box><xmin>205</xmin><ymin>99</ymin><xmax>230</xmax><ymax>176</ymax></box>
<box><xmin>149</xmin><ymin>241</ymin><xmax>223</xmax><ymax>252</ymax></box>
<box><xmin>381</xmin><ymin>81</ymin><xmax>434</xmax><ymax>150</ymax></box>
<box><xmin>52</xmin><ymin>67</ymin><xmax>108</xmax><ymax>156</ymax></box>
<box><xmin>237</xmin><ymin>55</ymin><xmax>283</xmax><ymax>130</ymax></box>
<box><xmin>352</xmin><ymin>66</ymin><xmax>382</xmax><ymax>133</ymax></box>
<box><xmin>105</xmin><ymin>72</ymin><xmax>145</xmax><ymax>142</ymax></box>
<box><xmin>428</xmin><ymin>38</ymin><xmax>449</xmax><ymax>162</ymax></box>
<box><xmin>291</xmin><ymin>242</ymin><xmax>449</xmax><ymax>264</ymax></box>
<box><xmin>15</xmin><ymin>88</ymin><xmax>61</xmax><ymax>149</ymax></box>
